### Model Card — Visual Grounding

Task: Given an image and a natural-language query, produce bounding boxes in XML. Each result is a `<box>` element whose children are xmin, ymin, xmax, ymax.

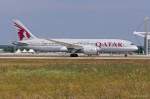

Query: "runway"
<box><xmin>0</xmin><ymin>53</ymin><xmax>150</xmax><ymax>59</ymax></box>
<box><xmin>0</xmin><ymin>56</ymin><xmax>150</xmax><ymax>59</ymax></box>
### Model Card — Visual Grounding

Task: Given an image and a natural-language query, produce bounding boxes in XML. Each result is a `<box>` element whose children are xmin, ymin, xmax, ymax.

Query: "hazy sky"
<box><xmin>0</xmin><ymin>0</ymin><xmax>150</xmax><ymax>45</ymax></box>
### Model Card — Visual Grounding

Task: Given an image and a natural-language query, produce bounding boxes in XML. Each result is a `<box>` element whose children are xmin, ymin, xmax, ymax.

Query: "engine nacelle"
<box><xmin>82</xmin><ymin>46</ymin><xmax>99</xmax><ymax>55</ymax></box>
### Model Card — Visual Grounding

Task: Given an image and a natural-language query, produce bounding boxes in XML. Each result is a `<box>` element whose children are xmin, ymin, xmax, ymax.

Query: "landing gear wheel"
<box><xmin>70</xmin><ymin>54</ymin><xmax>78</xmax><ymax>57</ymax></box>
<box><xmin>124</xmin><ymin>54</ymin><xmax>128</xmax><ymax>57</ymax></box>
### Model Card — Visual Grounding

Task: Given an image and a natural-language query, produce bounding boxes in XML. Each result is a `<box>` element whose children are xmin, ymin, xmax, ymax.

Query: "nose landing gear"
<box><xmin>124</xmin><ymin>54</ymin><xmax>128</xmax><ymax>57</ymax></box>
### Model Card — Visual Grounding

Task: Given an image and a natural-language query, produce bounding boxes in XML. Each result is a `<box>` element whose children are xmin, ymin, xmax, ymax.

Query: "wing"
<box><xmin>47</xmin><ymin>39</ymin><xmax>83</xmax><ymax>49</ymax></box>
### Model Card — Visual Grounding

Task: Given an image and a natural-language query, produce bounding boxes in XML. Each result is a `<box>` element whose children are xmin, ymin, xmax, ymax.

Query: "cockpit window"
<box><xmin>131</xmin><ymin>43</ymin><xmax>135</xmax><ymax>45</ymax></box>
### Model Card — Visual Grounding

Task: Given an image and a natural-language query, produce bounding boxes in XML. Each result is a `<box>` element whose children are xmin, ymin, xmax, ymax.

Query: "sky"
<box><xmin>0</xmin><ymin>0</ymin><xmax>150</xmax><ymax>45</ymax></box>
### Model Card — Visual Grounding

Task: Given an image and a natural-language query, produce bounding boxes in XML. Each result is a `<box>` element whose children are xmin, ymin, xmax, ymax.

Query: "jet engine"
<box><xmin>82</xmin><ymin>46</ymin><xmax>99</xmax><ymax>55</ymax></box>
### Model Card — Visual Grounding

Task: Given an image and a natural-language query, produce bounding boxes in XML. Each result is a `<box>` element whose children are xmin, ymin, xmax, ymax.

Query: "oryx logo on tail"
<box><xmin>13</xmin><ymin>19</ymin><xmax>37</xmax><ymax>41</ymax></box>
<box><xmin>14</xmin><ymin>22</ymin><xmax>31</xmax><ymax>40</ymax></box>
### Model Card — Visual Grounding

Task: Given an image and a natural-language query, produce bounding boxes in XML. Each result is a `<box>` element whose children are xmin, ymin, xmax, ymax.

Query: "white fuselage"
<box><xmin>12</xmin><ymin>19</ymin><xmax>138</xmax><ymax>56</ymax></box>
<box><xmin>17</xmin><ymin>38</ymin><xmax>138</xmax><ymax>53</ymax></box>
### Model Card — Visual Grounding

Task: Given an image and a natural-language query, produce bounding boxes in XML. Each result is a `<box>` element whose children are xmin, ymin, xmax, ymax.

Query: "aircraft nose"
<box><xmin>133</xmin><ymin>46</ymin><xmax>138</xmax><ymax>51</ymax></box>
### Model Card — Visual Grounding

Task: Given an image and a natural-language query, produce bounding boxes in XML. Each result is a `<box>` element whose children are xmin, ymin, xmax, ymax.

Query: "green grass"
<box><xmin>0</xmin><ymin>59</ymin><xmax>149</xmax><ymax>99</ymax></box>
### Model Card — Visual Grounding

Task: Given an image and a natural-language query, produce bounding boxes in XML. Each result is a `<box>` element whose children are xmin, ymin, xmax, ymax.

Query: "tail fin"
<box><xmin>13</xmin><ymin>19</ymin><xmax>37</xmax><ymax>41</ymax></box>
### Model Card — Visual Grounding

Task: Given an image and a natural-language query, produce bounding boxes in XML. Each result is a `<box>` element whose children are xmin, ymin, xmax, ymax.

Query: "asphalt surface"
<box><xmin>0</xmin><ymin>53</ymin><xmax>150</xmax><ymax>59</ymax></box>
<box><xmin>0</xmin><ymin>55</ymin><xmax>150</xmax><ymax>59</ymax></box>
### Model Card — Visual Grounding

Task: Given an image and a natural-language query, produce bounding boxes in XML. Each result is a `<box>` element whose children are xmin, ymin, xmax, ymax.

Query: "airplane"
<box><xmin>12</xmin><ymin>19</ymin><xmax>138</xmax><ymax>57</ymax></box>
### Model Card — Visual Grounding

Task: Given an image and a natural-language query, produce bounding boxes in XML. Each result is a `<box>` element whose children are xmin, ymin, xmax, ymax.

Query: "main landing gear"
<box><xmin>124</xmin><ymin>54</ymin><xmax>128</xmax><ymax>57</ymax></box>
<box><xmin>70</xmin><ymin>54</ymin><xmax>78</xmax><ymax>57</ymax></box>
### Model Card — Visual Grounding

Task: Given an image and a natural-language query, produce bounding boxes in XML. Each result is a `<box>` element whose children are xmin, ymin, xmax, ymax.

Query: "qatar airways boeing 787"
<box><xmin>12</xmin><ymin>19</ymin><xmax>138</xmax><ymax>57</ymax></box>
